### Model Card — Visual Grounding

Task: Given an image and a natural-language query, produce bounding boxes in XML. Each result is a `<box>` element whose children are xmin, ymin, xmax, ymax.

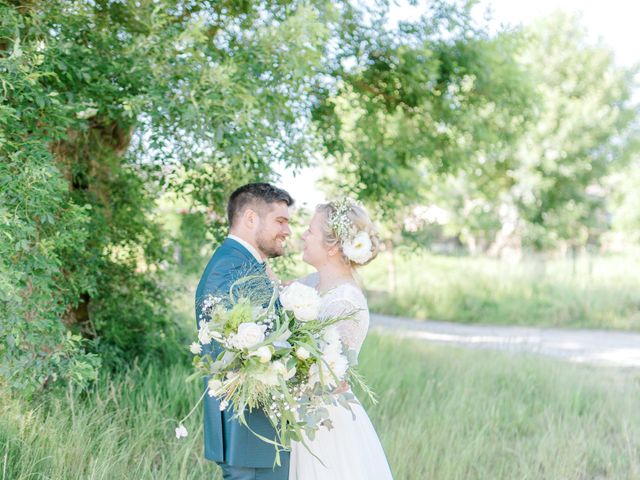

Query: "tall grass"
<box><xmin>357</xmin><ymin>335</ymin><xmax>640</xmax><ymax>479</ymax></box>
<box><xmin>3</xmin><ymin>332</ymin><xmax>640</xmax><ymax>479</ymax></box>
<box><xmin>361</xmin><ymin>251</ymin><xmax>640</xmax><ymax>331</ymax></box>
<box><xmin>1</xmin><ymin>358</ymin><xmax>215</xmax><ymax>480</ymax></box>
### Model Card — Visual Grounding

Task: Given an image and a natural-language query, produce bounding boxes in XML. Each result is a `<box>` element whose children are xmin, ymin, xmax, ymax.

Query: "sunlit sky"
<box><xmin>275</xmin><ymin>0</ymin><xmax>640</xmax><ymax>209</ymax></box>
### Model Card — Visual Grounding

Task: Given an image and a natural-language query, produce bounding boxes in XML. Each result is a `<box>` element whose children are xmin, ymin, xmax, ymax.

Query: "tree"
<box><xmin>389</xmin><ymin>13</ymin><xmax>639</xmax><ymax>256</ymax></box>
<box><xmin>0</xmin><ymin>0</ymin><xmax>335</xmax><ymax>395</ymax></box>
<box><xmin>312</xmin><ymin>1</ymin><xmax>533</xmax><ymax>216</ymax></box>
<box><xmin>503</xmin><ymin>13</ymin><xmax>638</xmax><ymax>251</ymax></box>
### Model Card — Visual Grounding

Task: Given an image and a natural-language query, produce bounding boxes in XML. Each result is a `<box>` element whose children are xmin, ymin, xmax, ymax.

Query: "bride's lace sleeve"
<box><xmin>321</xmin><ymin>295</ymin><xmax>369</xmax><ymax>360</ymax></box>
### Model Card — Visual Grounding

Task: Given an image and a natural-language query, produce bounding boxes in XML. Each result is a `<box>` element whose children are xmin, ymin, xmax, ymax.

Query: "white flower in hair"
<box><xmin>327</xmin><ymin>197</ymin><xmax>375</xmax><ymax>264</ymax></box>
<box><xmin>342</xmin><ymin>230</ymin><xmax>373</xmax><ymax>264</ymax></box>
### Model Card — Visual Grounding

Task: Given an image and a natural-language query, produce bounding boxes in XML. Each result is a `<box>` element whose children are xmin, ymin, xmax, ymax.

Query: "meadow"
<box><xmin>4</xmin><ymin>254</ymin><xmax>640</xmax><ymax>479</ymax></box>
<box><xmin>3</xmin><ymin>331</ymin><xmax>639</xmax><ymax>480</ymax></box>
<box><xmin>360</xmin><ymin>250</ymin><xmax>640</xmax><ymax>331</ymax></box>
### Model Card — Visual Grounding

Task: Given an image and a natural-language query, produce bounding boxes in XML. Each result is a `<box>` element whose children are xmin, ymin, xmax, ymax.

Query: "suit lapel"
<box><xmin>223</xmin><ymin>238</ymin><xmax>263</xmax><ymax>269</ymax></box>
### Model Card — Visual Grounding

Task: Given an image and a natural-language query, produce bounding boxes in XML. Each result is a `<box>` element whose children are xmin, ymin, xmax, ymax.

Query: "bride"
<box><xmin>287</xmin><ymin>198</ymin><xmax>394</xmax><ymax>480</ymax></box>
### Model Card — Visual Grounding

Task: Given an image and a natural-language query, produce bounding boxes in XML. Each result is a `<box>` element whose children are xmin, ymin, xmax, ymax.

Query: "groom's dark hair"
<box><xmin>227</xmin><ymin>183</ymin><xmax>294</xmax><ymax>227</ymax></box>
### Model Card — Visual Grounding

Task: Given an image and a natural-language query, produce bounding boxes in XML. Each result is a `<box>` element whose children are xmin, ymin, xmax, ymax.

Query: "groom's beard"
<box><xmin>256</xmin><ymin>232</ymin><xmax>286</xmax><ymax>258</ymax></box>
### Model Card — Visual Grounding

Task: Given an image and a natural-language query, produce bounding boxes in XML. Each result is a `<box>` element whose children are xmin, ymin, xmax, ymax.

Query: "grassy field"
<box><xmin>358</xmin><ymin>250</ymin><xmax>640</xmax><ymax>331</ymax></box>
<box><xmin>3</xmin><ymin>331</ymin><xmax>640</xmax><ymax>479</ymax></box>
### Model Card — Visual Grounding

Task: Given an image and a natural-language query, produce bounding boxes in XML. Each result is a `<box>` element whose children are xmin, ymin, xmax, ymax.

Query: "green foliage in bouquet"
<box><xmin>181</xmin><ymin>278</ymin><xmax>376</xmax><ymax>467</ymax></box>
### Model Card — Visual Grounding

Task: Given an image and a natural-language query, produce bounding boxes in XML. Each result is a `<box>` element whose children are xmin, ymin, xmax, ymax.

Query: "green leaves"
<box><xmin>313</xmin><ymin>4</ymin><xmax>535</xmax><ymax>216</ymax></box>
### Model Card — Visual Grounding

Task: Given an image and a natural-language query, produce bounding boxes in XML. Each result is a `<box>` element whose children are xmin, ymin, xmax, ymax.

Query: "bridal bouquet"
<box><xmin>176</xmin><ymin>276</ymin><xmax>376</xmax><ymax>466</ymax></box>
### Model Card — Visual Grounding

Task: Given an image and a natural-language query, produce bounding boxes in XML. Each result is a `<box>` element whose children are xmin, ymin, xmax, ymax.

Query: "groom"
<box><xmin>195</xmin><ymin>183</ymin><xmax>294</xmax><ymax>480</ymax></box>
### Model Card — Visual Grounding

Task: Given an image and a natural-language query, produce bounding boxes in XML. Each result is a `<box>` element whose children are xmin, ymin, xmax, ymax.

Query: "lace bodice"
<box><xmin>298</xmin><ymin>273</ymin><xmax>370</xmax><ymax>362</ymax></box>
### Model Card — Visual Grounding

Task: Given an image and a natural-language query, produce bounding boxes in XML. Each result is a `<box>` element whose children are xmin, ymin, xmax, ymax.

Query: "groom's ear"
<box><xmin>244</xmin><ymin>208</ymin><xmax>257</xmax><ymax>227</ymax></box>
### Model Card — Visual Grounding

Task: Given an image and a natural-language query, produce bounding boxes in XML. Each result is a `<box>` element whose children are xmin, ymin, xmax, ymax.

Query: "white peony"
<box><xmin>322</xmin><ymin>326</ymin><xmax>343</xmax><ymax>356</ymax></box>
<box><xmin>342</xmin><ymin>231</ymin><xmax>373</xmax><ymax>264</ymax></box>
<box><xmin>295</xmin><ymin>346</ymin><xmax>311</xmax><ymax>360</ymax></box>
<box><xmin>280</xmin><ymin>282</ymin><xmax>321</xmax><ymax>321</ymax></box>
<box><xmin>249</xmin><ymin>345</ymin><xmax>272</xmax><ymax>363</ymax></box>
<box><xmin>189</xmin><ymin>342</ymin><xmax>202</xmax><ymax>354</ymax></box>
<box><xmin>255</xmin><ymin>360</ymin><xmax>296</xmax><ymax>386</ymax></box>
<box><xmin>308</xmin><ymin>349</ymin><xmax>349</xmax><ymax>388</ymax></box>
<box><xmin>229</xmin><ymin>322</ymin><xmax>267</xmax><ymax>349</ymax></box>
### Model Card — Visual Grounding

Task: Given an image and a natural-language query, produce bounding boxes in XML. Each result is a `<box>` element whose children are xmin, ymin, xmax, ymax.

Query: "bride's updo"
<box><xmin>316</xmin><ymin>198</ymin><xmax>381</xmax><ymax>268</ymax></box>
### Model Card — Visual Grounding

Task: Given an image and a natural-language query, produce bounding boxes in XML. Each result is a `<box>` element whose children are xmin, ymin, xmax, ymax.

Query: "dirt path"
<box><xmin>370</xmin><ymin>314</ymin><xmax>640</xmax><ymax>368</ymax></box>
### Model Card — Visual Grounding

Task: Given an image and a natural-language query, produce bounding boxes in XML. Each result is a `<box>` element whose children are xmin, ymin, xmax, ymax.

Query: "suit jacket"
<box><xmin>195</xmin><ymin>237</ymin><xmax>287</xmax><ymax>467</ymax></box>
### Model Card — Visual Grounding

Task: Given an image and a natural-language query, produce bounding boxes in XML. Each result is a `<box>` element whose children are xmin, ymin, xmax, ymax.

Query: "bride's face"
<box><xmin>301</xmin><ymin>211</ymin><xmax>331</xmax><ymax>267</ymax></box>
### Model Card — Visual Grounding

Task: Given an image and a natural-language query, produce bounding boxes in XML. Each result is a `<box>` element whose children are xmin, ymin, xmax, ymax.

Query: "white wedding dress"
<box><xmin>288</xmin><ymin>275</ymin><xmax>394</xmax><ymax>480</ymax></box>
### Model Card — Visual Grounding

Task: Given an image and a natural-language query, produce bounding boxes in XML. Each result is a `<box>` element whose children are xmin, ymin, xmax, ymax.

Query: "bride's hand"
<box><xmin>333</xmin><ymin>380</ymin><xmax>350</xmax><ymax>394</ymax></box>
<box><xmin>264</xmin><ymin>262</ymin><xmax>279</xmax><ymax>282</ymax></box>
<box><xmin>265</xmin><ymin>263</ymin><xmax>295</xmax><ymax>286</ymax></box>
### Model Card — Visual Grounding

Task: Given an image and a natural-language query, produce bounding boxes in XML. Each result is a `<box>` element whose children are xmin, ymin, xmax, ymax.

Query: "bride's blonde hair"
<box><xmin>316</xmin><ymin>200</ymin><xmax>381</xmax><ymax>268</ymax></box>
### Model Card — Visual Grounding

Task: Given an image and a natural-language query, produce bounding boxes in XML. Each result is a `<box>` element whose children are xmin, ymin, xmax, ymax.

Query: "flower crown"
<box><xmin>327</xmin><ymin>197</ymin><xmax>374</xmax><ymax>265</ymax></box>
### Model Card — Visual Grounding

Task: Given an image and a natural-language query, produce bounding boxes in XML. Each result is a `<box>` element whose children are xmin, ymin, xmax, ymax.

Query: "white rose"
<box><xmin>229</xmin><ymin>322</ymin><xmax>267</xmax><ymax>349</ymax></box>
<box><xmin>295</xmin><ymin>346</ymin><xmax>310</xmax><ymax>360</ymax></box>
<box><xmin>280</xmin><ymin>282</ymin><xmax>321</xmax><ymax>321</ymax></box>
<box><xmin>189</xmin><ymin>342</ymin><xmax>202</xmax><ymax>354</ymax></box>
<box><xmin>342</xmin><ymin>231</ymin><xmax>373</xmax><ymax>264</ymax></box>
<box><xmin>308</xmin><ymin>350</ymin><xmax>349</xmax><ymax>387</ymax></box>
<box><xmin>249</xmin><ymin>346</ymin><xmax>272</xmax><ymax>363</ymax></box>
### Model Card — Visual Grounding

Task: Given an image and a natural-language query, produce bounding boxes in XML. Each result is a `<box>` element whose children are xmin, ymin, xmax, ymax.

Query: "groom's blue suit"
<box><xmin>195</xmin><ymin>238</ymin><xmax>290</xmax><ymax>479</ymax></box>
